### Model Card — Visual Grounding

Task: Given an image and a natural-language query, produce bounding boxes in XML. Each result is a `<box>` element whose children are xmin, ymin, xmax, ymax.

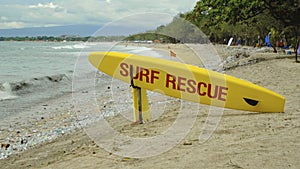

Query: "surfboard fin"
<box><xmin>243</xmin><ymin>98</ymin><xmax>259</xmax><ymax>106</ymax></box>
<box><xmin>132</xmin><ymin>87</ymin><xmax>151</xmax><ymax>123</ymax></box>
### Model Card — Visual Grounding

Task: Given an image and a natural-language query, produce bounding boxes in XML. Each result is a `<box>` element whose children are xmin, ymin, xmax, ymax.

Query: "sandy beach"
<box><xmin>1</xmin><ymin>43</ymin><xmax>300</xmax><ymax>169</ymax></box>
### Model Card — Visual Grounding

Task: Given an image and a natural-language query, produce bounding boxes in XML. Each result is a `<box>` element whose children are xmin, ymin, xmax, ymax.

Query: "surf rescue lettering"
<box><xmin>119</xmin><ymin>62</ymin><xmax>228</xmax><ymax>101</ymax></box>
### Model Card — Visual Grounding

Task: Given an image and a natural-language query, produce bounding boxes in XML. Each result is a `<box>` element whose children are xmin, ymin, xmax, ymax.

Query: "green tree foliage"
<box><xmin>125</xmin><ymin>16</ymin><xmax>210</xmax><ymax>43</ymax></box>
<box><xmin>124</xmin><ymin>32</ymin><xmax>178</xmax><ymax>43</ymax></box>
<box><xmin>156</xmin><ymin>16</ymin><xmax>209</xmax><ymax>43</ymax></box>
<box><xmin>185</xmin><ymin>0</ymin><xmax>300</xmax><ymax>48</ymax></box>
<box><xmin>187</xmin><ymin>0</ymin><xmax>264</xmax><ymax>26</ymax></box>
<box><xmin>265</xmin><ymin>0</ymin><xmax>300</xmax><ymax>28</ymax></box>
<box><xmin>183</xmin><ymin>0</ymin><xmax>300</xmax><ymax>61</ymax></box>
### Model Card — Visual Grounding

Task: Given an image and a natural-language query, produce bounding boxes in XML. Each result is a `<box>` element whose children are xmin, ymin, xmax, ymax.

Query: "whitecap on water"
<box><xmin>0</xmin><ymin>83</ymin><xmax>18</xmax><ymax>101</ymax></box>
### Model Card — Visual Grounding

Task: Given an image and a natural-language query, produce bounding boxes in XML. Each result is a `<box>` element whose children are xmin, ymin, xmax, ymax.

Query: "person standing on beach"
<box><xmin>270</xmin><ymin>28</ymin><xmax>279</xmax><ymax>53</ymax></box>
<box><xmin>237</xmin><ymin>37</ymin><xmax>241</xmax><ymax>46</ymax></box>
<box><xmin>265</xmin><ymin>33</ymin><xmax>271</xmax><ymax>47</ymax></box>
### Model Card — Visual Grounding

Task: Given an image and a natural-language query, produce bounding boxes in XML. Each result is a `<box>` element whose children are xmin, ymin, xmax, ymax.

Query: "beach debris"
<box><xmin>0</xmin><ymin>113</ymin><xmax>84</xmax><ymax>159</ymax></box>
<box><xmin>1</xmin><ymin>143</ymin><xmax>10</xmax><ymax>150</ymax></box>
<box><xmin>20</xmin><ymin>138</ymin><xmax>27</xmax><ymax>144</ymax></box>
<box><xmin>227</xmin><ymin>160</ymin><xmax>244</xmax><ymax>169</ymax></box>
<box><xmin>121</xmin><ymin>157</ymin><xmax>132</xmax><ymax>162</ymax></box>
<box><xmin>221</xmin><ymin>55</ymin><xmax>266</xmax><ymax>70</ymax></box>
<box><xmin>223</xmin><ymin>52</ymin><xmax>250</xmax><ymax>64</ymax></box>
<box><xmin>183</xmin><ymin>140</ymin><xmax>192</xmax><ymax>145</ymax></box>
<box><xmin>219</xmin><ymin>46</ymin><xmax>284</xmax><ymax>71</ymax></box>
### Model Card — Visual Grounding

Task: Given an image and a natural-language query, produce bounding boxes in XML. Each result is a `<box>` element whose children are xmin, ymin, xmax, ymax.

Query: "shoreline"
<box><xmin>1</xmin><ymin>43</ymin><xmax>300</xmax><ymax>168</ymax></box>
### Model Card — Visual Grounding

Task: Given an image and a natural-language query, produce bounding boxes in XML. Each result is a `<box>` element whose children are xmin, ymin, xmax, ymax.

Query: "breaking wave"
<box><xmin>0</xmin><ymin>82</ymin><xmax>18</xmax><ymax>101</ymax></box>
<box><xmin>0</xmin><ymin>74</ymin><xmax>72</xmax><ymax>102</ymax></box>
<box><xmin>52</xmin><ymin>44</ymin><xmax>90</xmax><ymax>50</ymax></box>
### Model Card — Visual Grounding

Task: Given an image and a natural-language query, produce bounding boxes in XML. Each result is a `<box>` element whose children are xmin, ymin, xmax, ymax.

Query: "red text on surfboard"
<box><xmin>120</xmin><ymin>63</ymin><xmax>160</xmax><ymax>84</ymax></box>
<box><xmin>119</xmin><ymin>63</ymin><xmax>228</xmax><ymax>102</ymax></box>
<box><xmin>166</xmin><ymin>74</ymin><xmax>228</xmax><ymax>101</ymax></box>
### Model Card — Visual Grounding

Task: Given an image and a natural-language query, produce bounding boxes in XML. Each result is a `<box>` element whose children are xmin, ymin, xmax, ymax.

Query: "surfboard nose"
<box><xmin>88</xmin><ymin>52</ymin><xmax>107</xmax><ymax>68</ymax></box>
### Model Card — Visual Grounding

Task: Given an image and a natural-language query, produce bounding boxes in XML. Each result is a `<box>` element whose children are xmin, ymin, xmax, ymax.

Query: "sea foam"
<box><xmin>0</xmin><ymin>82</ymin><xmax>18</xmax><ymax>101</ymax></box>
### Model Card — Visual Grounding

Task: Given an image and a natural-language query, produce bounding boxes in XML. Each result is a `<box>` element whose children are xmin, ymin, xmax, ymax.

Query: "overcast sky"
<box><xmin>0</xmin><ymin>0</ymin><xmax>198</xmax><ymax>30</ymax></box>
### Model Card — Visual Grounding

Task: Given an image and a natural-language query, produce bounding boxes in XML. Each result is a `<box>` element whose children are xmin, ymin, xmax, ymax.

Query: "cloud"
<box><xmin>0</xmin><ymin>21</ymin><xmax>28</xmax><ymax>29</ymax></box>
<box><xmin>1</xmin><ymin>16</ymin><xmax>8</xmax><ymax>20</ymax></box>
<box><xmin>29</xmin><ymin>2</ymin><xmax>60</xmax><ymax>9</ymax></box>
<box><xmin>0</xmin><ymin>0</ymin><xmax>198</xmax><ymax>30</ymax></box>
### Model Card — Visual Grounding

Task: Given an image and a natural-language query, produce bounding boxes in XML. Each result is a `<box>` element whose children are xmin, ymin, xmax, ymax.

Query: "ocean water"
<box><xmin>0</xmin><ymin>41</ymin><xmax>164</xmax><ymax>119</ymax></box>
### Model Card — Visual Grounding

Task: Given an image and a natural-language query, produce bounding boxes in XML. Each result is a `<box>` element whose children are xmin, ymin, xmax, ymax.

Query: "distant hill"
<box><xmin>0</xmin><ymin>24</ymin><xmax>146</xmax><ymax>37</ymax></box>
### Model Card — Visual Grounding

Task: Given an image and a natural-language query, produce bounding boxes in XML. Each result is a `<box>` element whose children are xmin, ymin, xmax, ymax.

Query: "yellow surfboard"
<box><xmin>88</xmin><ymin>51</ymin><xmax>285</xmax><ymax>114</ymax></box>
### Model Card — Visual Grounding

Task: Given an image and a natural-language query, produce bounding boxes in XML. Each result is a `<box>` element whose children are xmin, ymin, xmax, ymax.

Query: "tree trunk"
<box><xmin>273</xmin><ymin>46</ymin><xmax>277</xmax><ymax>53</ymax></box>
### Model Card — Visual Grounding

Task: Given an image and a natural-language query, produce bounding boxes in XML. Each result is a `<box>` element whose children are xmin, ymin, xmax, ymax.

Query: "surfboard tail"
<box><xmin>132</xmin><ymin>88</ymin><xmax>151</xmax><ymax>122</ymax></box>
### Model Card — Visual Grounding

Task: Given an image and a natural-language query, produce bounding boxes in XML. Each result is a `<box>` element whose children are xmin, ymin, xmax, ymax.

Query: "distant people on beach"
<box><xmin>227</xmin><ymin>37</ymin><xmax>234</xmax><ymax>46</ymax></box>
<box><xmin>226</xmin><ymin>37</ymin><xmax>247</xmax><ymax>46</ymax></box>
<box><xmin>243</xmin><ymin>37</ymin><xmax>248</xmax><ymax>46</ymax></box>
<box><xmin>237</xmin><ymin>37</ymin><xmax>241</xmax><ymax>46</ymax></box>
<box><xmin>219</xmin><ymin>32</ymin><xmax>292</xmax><ymax>50</ymax></box>
<box><xmin>278</xmin><ymin>40</ymin><xmax>283</xmax><ymax>48</ymax></box>
<box><xmin>255</xmin><ymin>35</ymin><xmax>263</xmax><ymax>47</ymax></box>
<box><xmin>264</xmin><ymin>33</ymin><xmax>272</xmax><ymax>47</ymax></box>
<box><xmin>280</xmin><ymin>34</ymin><xmax>289</xmax><ymax>49</ymax></box>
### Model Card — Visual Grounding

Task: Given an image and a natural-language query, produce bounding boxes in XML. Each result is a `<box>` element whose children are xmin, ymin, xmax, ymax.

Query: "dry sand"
<box><xmin>1</xmin><ymin>44</ymin><xmax>299</xmax><ymax>169</ymax></box>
